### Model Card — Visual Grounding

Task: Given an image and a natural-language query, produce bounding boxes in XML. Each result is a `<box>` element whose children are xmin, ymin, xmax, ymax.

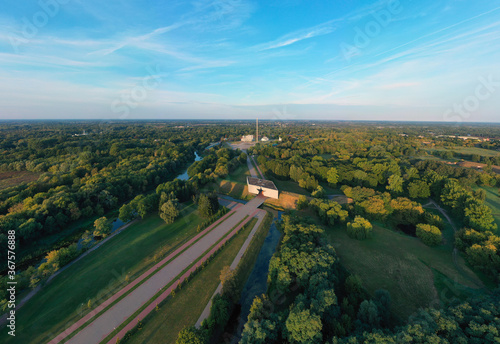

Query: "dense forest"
<box><xmin>0</xmin><ymin>121</ymin><xmax>499</xmax><ymax>343</ymax></box>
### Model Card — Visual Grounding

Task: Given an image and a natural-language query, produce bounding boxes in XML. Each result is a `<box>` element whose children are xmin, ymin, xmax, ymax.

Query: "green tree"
<box><xmin>175</xmin><ymin>326</ymin><xmax>206</xmax><ymax>344</ymax></box>
<box><xmin>311</xmin><ymin>185</ymin><xmax>326</xmax><ymax>198</ymax></box>
<box><xmin>118</xmin><ymin>203</ymin><xmax>134</xmax><ymax>222</ymax></box>
<box><xmin>327</xmin><ymin>167</ymin><xmax>339</xmax><ymax>185</ymax></box>
<box><xmin>93</xmin><ymin>216</ymin><xmax>111</xmax><ymax>238</ymax></box>
<box><xmin>220</xmin><ymin>266</ymin><xmax>238</xmax><ymax>301</ymax></box>
<box><xmin>408</xmin><ymin>180</ymin><xmax>430</xmax><ymax>199</ymax></box>
<box><xmin>347</xmin><ymin>216</ymin><xmax>373</xmax><ymax>240</ymax></box>
<box><xmin>416</xmin><ymin>223</ymin><xmax>442</xmax><ymax>246</ymax></box>
<box><xmin>386</xmin><ymin>174</ymin><xmax>404</xmax><ymax>194</ymax></box>
<box><xmin>357</xmin><ymin>300</ymin><xmax>380</xmax><ymax>328</ymax></box>
<box><xmin>159</xmin><ymin>199</ymin><xmax>180</xmax><ymax>224</ymax></box>
<box><xmin>198</xmin><ymin>193</ymin><xmax>219</xmax><ymax>218</ymax></box>
<box><xmin>297</xmin><ymin>195</ymin><xmax>308</xmax><ymax>210</ymax></box>
<box><xmin>285</xmin><ymin>307</ymin><xmax>322</xmax><ymax>343</ymax></box>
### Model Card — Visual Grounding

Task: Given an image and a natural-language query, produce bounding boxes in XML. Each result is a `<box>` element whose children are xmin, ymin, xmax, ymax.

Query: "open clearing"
<box><xmin>1</xmin><ymin>204</ymin><xmax>202</xmax><ymax>344</ymax></box>
<box><xmin>324</xmin><ymin>219</ymin><xmax>483</xmax><ymax>321</ymax></box>
<box><xmin>0</xmin><ymin>170</ymin><xmax>40</xmax><ymax>190</ymax></box>
<box><xmin>427</xmin><ymin>146</ymin><xmax>500</xmax><ymax>157</ymax></box>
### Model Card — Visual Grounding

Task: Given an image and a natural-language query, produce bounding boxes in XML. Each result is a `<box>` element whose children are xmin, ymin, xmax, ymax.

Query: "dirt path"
<box><xmin>425</xmin><ymin>199</ymin><xmax>485</xmax><ymax>290</ymax></box>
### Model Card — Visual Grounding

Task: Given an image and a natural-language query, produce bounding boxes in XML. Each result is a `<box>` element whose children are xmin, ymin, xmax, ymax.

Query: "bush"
<box><xmin>297</xmin><ymin>195</ymin><xmax>308</xmax><ymax>210</ymax></box>
<box><xmin>416</xmin><ymin>223</ymin><xmax>442</xmax><ymax>246</ymax></box>
<box><xmin>347</xmin><ymin>216</ymin><xmax>372</xmax><ymax>240</ymax></box>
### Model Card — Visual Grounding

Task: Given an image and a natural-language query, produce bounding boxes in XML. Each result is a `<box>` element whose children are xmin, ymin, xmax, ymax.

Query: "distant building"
<box><xmin>241</xmin><ymin>135</ymin><xmax>254</xmax><ymax>142</ymax></box>
<box><xmin>73</xmin><ymin>130</ymin><xmax>88</xmax><ymax>137</ymax></box>
<box><xmin>278</xmin><ymin>137</ymin><xmax>282</xmax><ymax>141</ymax></box>
<box><xmin>261</xmin><ymin>136</ymin><xmax>269</xmax><ymax>142</ymax></box>
<box><xmin>247</xmin><ymin>177</ymin><xmax>279</xmax><ymax>199</ymax></box>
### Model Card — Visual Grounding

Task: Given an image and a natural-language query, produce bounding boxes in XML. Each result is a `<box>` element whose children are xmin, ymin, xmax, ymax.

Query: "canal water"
<box><xmin>176</xmin><ymin>151</ymin><xmax>202</xmax><ymax>180</ymax></box>
<box><xmin>228</xmin><ymin>212</ymin><xmax>282</xmax><ymax>341</ymax></box>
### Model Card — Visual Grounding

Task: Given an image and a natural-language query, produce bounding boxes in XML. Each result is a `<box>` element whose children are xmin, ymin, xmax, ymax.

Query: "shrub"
<box><xmin>347</xmin><ymin>216</ymin><xmax>372</xmax><ymax>240</ymax></box>
<box><xmin>416</xmin><ymin>223</ymin><xmax>442</xmax><ymax>246</ymax></box>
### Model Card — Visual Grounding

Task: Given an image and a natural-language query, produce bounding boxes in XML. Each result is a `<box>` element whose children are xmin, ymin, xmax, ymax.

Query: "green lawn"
<box><xmin>427</xmin><ymin>146</ymin><xmax>500</xmax><ymax>158</ymax></box>
<box><xmin>480</xmin><ymin>186</ymin><xmax>500</xmax><ymax>230</ymax></box>
<box><xmin>450</xmin><ymin>146</ymin><xmax>500</xmax><ymax>157</ymax></box>
<box><xmin>324</xmin><ymin>219</ymin><xmax>483</xmax><ymax>321</ymax></box>
<box><xmin>125</xmin><ymin>217</ymin><xmax>264</xmax><ymax>344</ymax></box>
<box><xmin>223</xmin><ymin>164</ymin><xmax>251</xmax><ymax>184</ymax></box>
<box><xmin>1</xmin><ymin>204</ymin><xmax>203</xmax><ymax>344</ymax></box>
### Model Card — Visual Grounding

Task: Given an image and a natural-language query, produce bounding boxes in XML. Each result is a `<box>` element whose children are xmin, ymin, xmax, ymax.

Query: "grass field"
<box><xmin>323</xmin><ymin>217</ymin><xmax>484</xmax><ymax>321</ymax></box>
<box><xmin>125</xmin><ymin>216</ymin><xmax>265</xmax><ymax>344</ymax></box>
<box><xmin>427</xmin><ymin>146</ymin><xmax>500</xmax><ymax>158</ymax></box>
<box><xmin>449</xmin><ymin>146</ymin><xmax>500</xmax><ymax>157</ymax></box>
<box><xmin>0</xmin><ymin>170</ymin><xmax>40</xmax><ymax>190</ymax></box>
<box><xmin>224</xmin><ymin>164</ymin><xmax>252</xmax><ymax>184</ymax></box>
<box><xmin>1</xmin><ymin>204</ymin><xmax>203</xmax><ymax>344</ymax></box>
<box><xmin>479</xmin><ymin>186</ymin><xmax>500</xmax><ymax>230</ymax></box>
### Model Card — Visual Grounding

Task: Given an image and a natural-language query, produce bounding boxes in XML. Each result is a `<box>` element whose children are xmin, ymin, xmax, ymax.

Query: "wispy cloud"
<box><xmin>255</xmin><ymin>20</ymin><xmax>338</xmax><ymax>51</ymax></box>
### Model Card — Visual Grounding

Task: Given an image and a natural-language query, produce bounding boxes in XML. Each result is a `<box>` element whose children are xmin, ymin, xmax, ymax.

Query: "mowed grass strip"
<box><xmin>124</xmin><ymin>217</ymin><xmax>260</xmax><ymax>344</ymax></box>
<box><xmin>325</xmin><ymin>221</ymin><xmax>483</xmax><ymax>321</ymax></box>
<box><xmin>1</xmin><ymin>204</ymin><xmax>203</xmax><ymax>344</ymax></box>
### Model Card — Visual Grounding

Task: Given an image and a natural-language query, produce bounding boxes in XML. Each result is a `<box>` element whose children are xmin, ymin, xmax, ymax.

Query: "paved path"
<box><xmin>53</xmin><ymin>195</ymin><xmax>267</xmax><ymax>344</ymax></box>
<box><xmin>195</xmin><ymin>209</ymin><xmax>267</xmax><ymax>328</ymax></box>
<box><xmin>246</xmin><ymin>156</ymin><xmax>259</xmax><ymax>178</ymax></box>
<box><xmin>107</xmin><ymin>196</ymin><xmax>267</xmax><ymax>344</ymax></box>
<box><xmin>250</xmin><ymin>156</ymin><xmax>265</xmax><ymax>179</ymax></box>
<box><xmin>48</xmin><ymin>204</ymin><xmax>239</xmax><ymax>344</ymax></box>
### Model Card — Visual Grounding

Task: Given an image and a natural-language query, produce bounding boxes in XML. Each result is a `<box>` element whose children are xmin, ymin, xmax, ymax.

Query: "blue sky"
<box><xmin>0</xmin><ymin>0</ymin><xmax>499</xmax><ymax>122</ymax></box>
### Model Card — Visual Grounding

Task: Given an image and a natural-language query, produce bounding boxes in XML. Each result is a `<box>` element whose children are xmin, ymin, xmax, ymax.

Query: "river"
<box><xmin>176</xmin><ymin>151</ymin><xmax>202</xmax><ymax>180</ymax></box>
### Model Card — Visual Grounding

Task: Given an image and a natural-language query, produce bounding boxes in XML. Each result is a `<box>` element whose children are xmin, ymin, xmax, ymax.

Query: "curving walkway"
<box><xmin>425</xmin><ymin>199</ymin><xmax>485</xmax><ymax>290</ymax></box>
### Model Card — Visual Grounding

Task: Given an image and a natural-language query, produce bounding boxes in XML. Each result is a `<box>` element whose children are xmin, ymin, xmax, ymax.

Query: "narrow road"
<box><xmin>195</xmin><ymin>209</ymin><xmax>267</xmax><ymax>328</ymax></box>
<box><xmin>250</xmin><ymin>156</ymin><xmax>265</xmax><ymax>179</ymax></box>
<box><xmin>53</xmin><ymin>195</ymin><xmax>267</xmax><ymax>344</ymax></box>
<box><xmin>246</xmin><ymin>156</ymin><xmax>259</xmax><ymax>178</ymax></box>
